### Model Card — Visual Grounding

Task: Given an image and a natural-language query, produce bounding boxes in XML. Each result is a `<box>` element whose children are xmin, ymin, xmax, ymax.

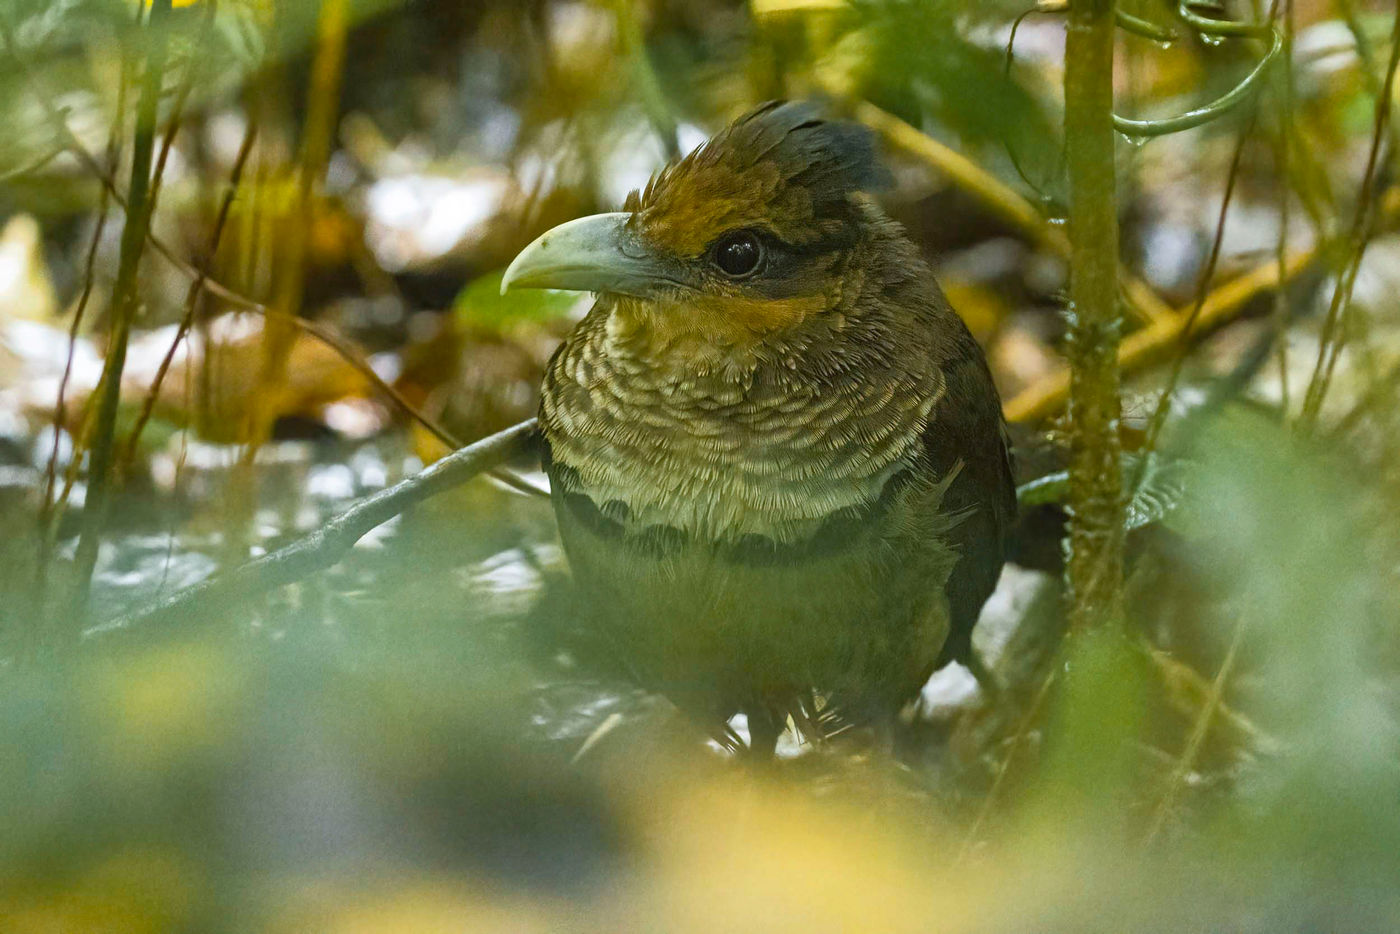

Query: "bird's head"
<box><xmin>501</xmin><ymin>101</ymin><xmax>893</xmax><ymax>350</ymax></box>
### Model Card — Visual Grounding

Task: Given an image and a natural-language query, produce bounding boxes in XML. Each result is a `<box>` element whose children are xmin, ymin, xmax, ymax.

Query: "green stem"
<box><xmin>72</xmin><ymin>0</ymin><xmax>174</xmax><ymax>613</ymax></box>
<box><xmin>1177</xmin><ymin>0</ymin><xmax>1270</xmax><ymax>37</ymax></box>
<box><xmin>1115</xmin><ymin>9</ymin><xmax>1176</xmax><ymax>42</ymax></box>
<box><xmin>1063</xmin><ymin>0</ymin><xmax>1125</xmax><ymax>630</ymax></box>
<box><xmin>249</xmin><ymin>0</ymin><xmax>349</xmax><ymax>450</ymax></box>
<box><xmin>1113</xmin><ymin>28</ymin><xmax>1279</xmax><ymax>137</ymax></box>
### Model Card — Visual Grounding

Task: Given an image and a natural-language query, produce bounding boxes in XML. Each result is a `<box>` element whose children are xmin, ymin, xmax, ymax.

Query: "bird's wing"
<box><xmin>921</xmin><ymin>341</ymin><xmax>1018</xmax><ymax>676</ymax></box>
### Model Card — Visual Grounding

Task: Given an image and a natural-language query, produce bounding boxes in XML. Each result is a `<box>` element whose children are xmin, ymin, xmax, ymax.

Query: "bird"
<box><xmin>501</xmin><ymin>101</ymin><xmax>1016</xmax><ymax>756</ymax></box>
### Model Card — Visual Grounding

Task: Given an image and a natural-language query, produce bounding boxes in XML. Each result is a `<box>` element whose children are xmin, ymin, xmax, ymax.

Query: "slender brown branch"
<box><xmin>6</xmin><ymin>3</ymin><xmax>543</xmax><ymax>500</ymax></box>
<box><xmin>0</xmin><ymin>144</ymin><xmax>65</xmax><ymax>181</ymax></box>
<box><xmin>123</xmin><ymin>119</ymin><xmax>258</xmax><ymax>465</ymax></box>
<box><xmin>22</xmin><ymin>0</ymin><xmax>133</xmax><ymax>538</ymax></box>
<box><xmin>139</xmin><ymin>204</ymin><xmax>545</xmax><ymax>494</ymax></box>
<box><xmin>151</xmin><ymin>229</ymin><xmax>481</xmax><ymax>467</ymax></box>
<box><xmin>87</xmin><ymin>419</ymin><xmax>540</xmax><ymax>638</ymax></box>
<box><xmin>1142</xmin><ymin>622</ymin><xmax>1249</xmax><ymax>846</ymax></box>
<box><xmin>1140</xmin><ymin>116</ymin><xmax>1257</xmax><ymax>459</ymax></box>
<box><xmin>1298</xmin><ymin>5</ymin><xmax>1400</xmax><ymax>429</ymax></box>
<box><xmin>33</xmin><ymin>109</ymin><xmax>126</xmax><ymax>647</ymax></box>
<box><xmin>40</xmin><ymin>200</ymin><xmax>110</xmax><ymax>529</ymax></box>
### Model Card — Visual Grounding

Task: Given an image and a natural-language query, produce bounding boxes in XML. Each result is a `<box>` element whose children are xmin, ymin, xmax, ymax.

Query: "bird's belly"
<box><xmin>553</xmin><ymin>485</ymin><xmax>958</xmax><ymax>718</ymax></box>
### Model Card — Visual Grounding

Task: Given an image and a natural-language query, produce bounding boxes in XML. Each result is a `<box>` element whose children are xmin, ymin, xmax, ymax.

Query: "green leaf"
<box><xmin>1124</xmin><ymin>454</ymin><xmax>1188</xmax><ymax>533</ymax></box>
<box><xmin>1015</xmin><ymin>453</ymin><xmax>1190</xmax><ymax>533</ymax></box>
<box><xmin>452</xmin><ymin>270</ymin><xmax>583</xmax><ymax>332</ymax></box>
<box><xmin>844</xmin><ymin>0</ymin><xmax>1065</xmax><ymax>200</ymax></box>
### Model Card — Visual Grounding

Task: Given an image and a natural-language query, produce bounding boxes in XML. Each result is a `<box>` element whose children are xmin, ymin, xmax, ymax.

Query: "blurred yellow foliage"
<box><xmin>1</xmin><ymin>850</ymin><xmax>198</xmax><ymax>934</ymax></box>
<box><xmin>82</xmin><ymin>642</ymin><xmax>249</xmax><ymax>776</ymax></box>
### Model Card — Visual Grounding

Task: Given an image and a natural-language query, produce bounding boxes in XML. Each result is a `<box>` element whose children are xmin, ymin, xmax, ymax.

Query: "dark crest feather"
<box><xmin>626</xmin><ymin>101</ymin><xmax>888</xmax><ymax>217</ymax></box>
<box><xmin>726</xmin><ymin>100</ymin><xmax>889</xmax><ymax>203</ymax></box>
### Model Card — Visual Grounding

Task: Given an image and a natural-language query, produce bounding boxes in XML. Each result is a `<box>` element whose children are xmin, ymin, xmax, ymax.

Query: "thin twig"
<box><xmin>87</xmin><ymin>419</ymin><xmax>540</xmax><ymax>638</ymax></box>
<box><xmin>1298</xmin><ymin>5</ymin><xmax>1400</xmax><ymax>429</ymax></box>
<box><xmin>956</xmin><ymin>668</ymin><xmax>1057</xmax><ymax>863</ymax></box>
<box><xmin>1148</xmin><ymin>646</ymin><xmax>1274</xmax><ymax>751</ymax></box>
<box><xmin>19</xmin><ymin>0</ymin><xmax>138</xmax><ymax>561</ymax></box>
<box><xmin>28</xmin><ymin>0</ymin><xmax>133</xmax><ymax>537</ymax></box>
<box><xmin>0</xmin><ymin>144</ymin><xmax>65</xmax><ymax>182</ymax></box>
<box><xmin>1007</xmin><ymin>181</ymin><xmax>1400</xmax><ymax>422</ymax></box>
<box><xmin>123</xmin><ymin>119</ymin><xmax>258</xmax><ymax>465</ymax></box>
<box><xmin>1139</xmin><ymin>114</ymin><xmax>1258</xmax><ymax>460</ymax></box>
<box><xmin>39</xmin><ymin>201</ymin><xmax>110</xmax><ymax>530</ymax></box>
<box><xmin>154</xmin><ymin>233</ymin><xmax>545</xmax><ymax>494</ymax></box>
<box><xmin>1142</xmin><ymin>621</ymin><xmax>1249</xmax><ymax>846</ymax></box>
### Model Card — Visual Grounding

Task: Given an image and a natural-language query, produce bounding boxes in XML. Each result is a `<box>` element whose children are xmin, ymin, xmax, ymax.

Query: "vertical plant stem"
<box><xmin>72</xmin><ymin>0</ymin><xmax>175</xmax><ymax>611</ymax></box>
<box><xmin>1336</xmin><ymin>0</ymin><xmax>1398</xmax><ymax>152</ymax></box>
<box><xmin>1063</xmin><ymin>0</ymin><xmax>1125</xmax><ymax>629</ymax></box>
<box><xmin>148</xmin><ymin>0</ymin><xmax>217</xmax><ymax>218</ymax></box>
<box><xmin>245</xmin><ymin>0</ymin><xmax>349</xmax><ymax>452</ymax></box>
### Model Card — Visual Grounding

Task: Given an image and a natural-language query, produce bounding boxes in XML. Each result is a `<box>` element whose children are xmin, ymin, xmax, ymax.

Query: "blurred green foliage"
<box><xmin>1</xmin><ymin>406</ymin><xmax>1397</xmax><ymax>931</ymax></box>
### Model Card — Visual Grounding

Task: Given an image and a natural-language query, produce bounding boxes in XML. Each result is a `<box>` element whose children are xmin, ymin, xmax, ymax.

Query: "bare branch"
<box><xmin>87</xmin><ymin>419</ymin><xmax>541</xmax><ymax>638</ymax></box>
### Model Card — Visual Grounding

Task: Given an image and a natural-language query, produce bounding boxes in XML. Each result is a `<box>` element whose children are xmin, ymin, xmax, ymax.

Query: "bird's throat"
<box><xmin>605</xmin><ymin>292</ymin><xmax>833</xmax><ymax>369</ymax></box>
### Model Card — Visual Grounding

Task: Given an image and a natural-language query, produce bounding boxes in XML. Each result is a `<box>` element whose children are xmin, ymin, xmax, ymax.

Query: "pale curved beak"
<box><xmin>500</xmin><ymin>212</ymin><xmax>678</xmax><ymax>297</ymax></box>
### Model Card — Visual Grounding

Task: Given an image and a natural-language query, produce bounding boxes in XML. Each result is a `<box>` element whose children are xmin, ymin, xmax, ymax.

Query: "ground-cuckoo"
<box><xmin>502</xmin><ymin>101</ymin><xmax>1015</xmax><ymax>755</ymax></box>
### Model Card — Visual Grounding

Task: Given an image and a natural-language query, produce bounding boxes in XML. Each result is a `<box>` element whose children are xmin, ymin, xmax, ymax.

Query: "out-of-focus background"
<box><xmin>1</xmin><ymin>0</ymin><xmax>1398</xmax><ymax>930</ymax></box>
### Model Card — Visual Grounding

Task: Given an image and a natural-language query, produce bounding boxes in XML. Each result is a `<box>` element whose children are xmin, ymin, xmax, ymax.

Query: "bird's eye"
<box><xmin>711</xmin><ymin>232</ymin><xmax>763</xmax><ymax>278</ymax></box>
